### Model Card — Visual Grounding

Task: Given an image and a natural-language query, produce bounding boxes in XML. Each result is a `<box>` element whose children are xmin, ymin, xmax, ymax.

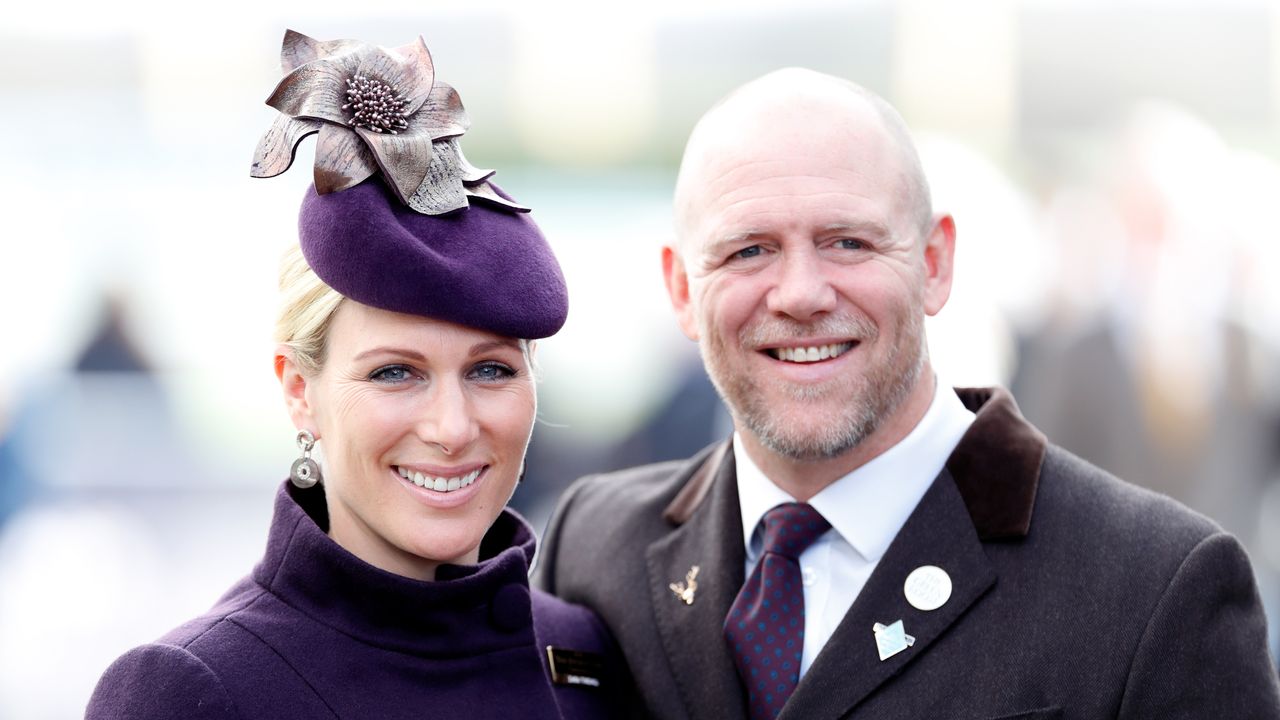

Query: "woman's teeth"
<box><xmin>396</xmin><ymin>467</ymin><xmax>481</xmax><ymax>492</ymax></box>
<box><xmin>768</xmin><ymin>342</ymin><xmax>855</xmax><ymax>363</ymax></box>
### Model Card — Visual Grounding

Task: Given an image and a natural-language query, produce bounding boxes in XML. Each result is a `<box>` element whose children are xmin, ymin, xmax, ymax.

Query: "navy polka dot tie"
<box><xmin>724</xmin><ymin>503</ymin><xmax>831</xmax><ymax>720</ymax></box>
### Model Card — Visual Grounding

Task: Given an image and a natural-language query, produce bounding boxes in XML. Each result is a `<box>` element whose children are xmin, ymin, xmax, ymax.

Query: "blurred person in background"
<box><xmin>1013</xmin><ymin>102</ymin><xmax>1280</xmax><ymax>658</ymax></box>
<box><xmin>86</xmin><ymin>30</ymin><xmax>624</xmax><ymax>720</ymax></box>
<box><xmin>535</xmin><ymin>69</ymin><xmax>1280</xmax><ymax>719</ymax></box>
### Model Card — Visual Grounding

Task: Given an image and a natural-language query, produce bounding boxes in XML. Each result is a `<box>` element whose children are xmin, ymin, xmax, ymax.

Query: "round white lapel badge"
<box><xmin>904</xmin><ymin>565</ymin><xmax>952</xmax><ymax>611</ymax></box>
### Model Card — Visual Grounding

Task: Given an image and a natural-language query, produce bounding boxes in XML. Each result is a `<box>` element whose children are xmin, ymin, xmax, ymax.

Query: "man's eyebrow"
<box><xmin>821</xmin><ymin>221</ymin><xmax>890</xmax><ymax>238</ymax></box>
<box><xmin>704</xmin><ymin>221</ymin><xmax>891</xmax><ymax>256</ymax></box>
<box><xmin>705</xmin><ymin>231</ymin><xmax>767</xmax><ymax>256</ymax></box>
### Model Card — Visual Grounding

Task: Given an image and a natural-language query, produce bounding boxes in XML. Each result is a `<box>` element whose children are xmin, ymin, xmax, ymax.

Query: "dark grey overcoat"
<box><xmin>534</xmin><ymin>387</ymin><xmax>1280</xmax><ymax>719</ymax></box>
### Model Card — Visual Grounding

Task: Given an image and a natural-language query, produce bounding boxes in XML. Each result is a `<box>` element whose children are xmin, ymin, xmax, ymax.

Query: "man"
<box><xmin>534</xmin><ymin>69</ymin><xmax>1280</xmax><ymax>719</ymax></box>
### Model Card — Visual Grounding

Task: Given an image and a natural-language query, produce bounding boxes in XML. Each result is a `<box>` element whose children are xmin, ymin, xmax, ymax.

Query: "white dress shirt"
<box><xmin>734</xmin><ymin>378</ymin><xmax>975</xmax><ymax>677</ymax></box>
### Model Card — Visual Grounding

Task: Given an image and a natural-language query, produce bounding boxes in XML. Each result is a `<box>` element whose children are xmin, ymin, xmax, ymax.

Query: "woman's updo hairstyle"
<box><xmin>274</xmin><ymin>243</ymin><xmax>344</xmax><ymax>376</ymax></box>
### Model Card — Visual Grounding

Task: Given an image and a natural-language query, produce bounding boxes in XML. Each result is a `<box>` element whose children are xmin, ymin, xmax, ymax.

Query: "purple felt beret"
<box><xmin>298</xmin><ymin>178</ymin><xmax>568</xmax><ymax>339</ymax></box>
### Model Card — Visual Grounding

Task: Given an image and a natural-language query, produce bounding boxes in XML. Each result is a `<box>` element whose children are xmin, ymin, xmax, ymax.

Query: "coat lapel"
<box><xmin>780</xmin><ymin>470</ymin><xmax>997</xmax><ymax>720</ymax></box>
<box><xmin>642</xmin><ymin>388</ymin><xmax>1045</xmax><ymax>720</ymax></box>
<box><xmin>645</xmin><ymin>441</ymin><xmax>749</xmax><ymax>720</ymax></box>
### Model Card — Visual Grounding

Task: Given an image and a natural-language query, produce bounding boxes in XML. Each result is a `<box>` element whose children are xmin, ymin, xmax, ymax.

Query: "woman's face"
<box><xmin>280</xmin><ymin>300</ymin><xmax>536</xmax><ymax>580</ymax></box>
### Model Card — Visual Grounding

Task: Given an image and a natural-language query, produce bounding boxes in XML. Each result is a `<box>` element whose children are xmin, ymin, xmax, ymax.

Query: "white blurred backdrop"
<box><xmin>3</xmin><ymin>1</ymin><xmax>1280</xmax><ymax>716</ymax></box>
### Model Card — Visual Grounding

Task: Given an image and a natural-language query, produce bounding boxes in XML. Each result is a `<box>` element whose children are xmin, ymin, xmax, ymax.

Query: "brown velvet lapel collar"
<box><xmin>663</xmin><ymin>440</ymin><xmax>729</xmax><ymax>525</ymax></box>
<box><xmin>660</xmin><ymin>386</ymin><xmax>1047</xmax><ymax>539</ymax></box>
<box><xmin>947</xmin><ymin>387</ymin><xmax>1047</xmax><ymax>539</ymax></box>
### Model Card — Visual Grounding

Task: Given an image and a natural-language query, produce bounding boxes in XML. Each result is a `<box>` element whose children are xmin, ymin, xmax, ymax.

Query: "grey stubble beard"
<box><xmin>700</xmin><ymin>310</ymin><xmax>925</xmax><ymax>462</ymax></box>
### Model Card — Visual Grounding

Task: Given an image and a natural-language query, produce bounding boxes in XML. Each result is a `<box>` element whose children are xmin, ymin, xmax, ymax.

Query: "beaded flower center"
<box><xmin>342</xmin><ymin>74</ymin><xmax>409</xmax><ymax>134</ymax></box>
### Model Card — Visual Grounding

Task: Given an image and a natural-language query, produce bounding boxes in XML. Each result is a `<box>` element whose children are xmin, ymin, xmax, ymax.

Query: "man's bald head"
<box><xmin>673</xmin><ymin>68</ymin><xmax>933</xmax><ymax>251</ymax></box>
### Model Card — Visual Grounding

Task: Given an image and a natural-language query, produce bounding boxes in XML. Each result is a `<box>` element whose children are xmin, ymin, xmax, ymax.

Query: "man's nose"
<box><xmin>416</xmin><ymin>380</ymin><xmax>479</xmax><ymax>455</ymax></box>
<box><xmin>766</xmin><ymin>249</ymin><xmax>838</xmax><ymax>320</ymax></box>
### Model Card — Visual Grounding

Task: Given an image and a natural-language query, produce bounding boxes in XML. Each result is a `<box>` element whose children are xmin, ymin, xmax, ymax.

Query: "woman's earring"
<box><xmin>290</xmin><ymin>430</ymin><xmax>322</xmax><ymax>489</ymax></box>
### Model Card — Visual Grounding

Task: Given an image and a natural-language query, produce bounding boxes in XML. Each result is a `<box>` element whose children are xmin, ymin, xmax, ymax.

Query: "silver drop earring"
<box><xmin>290</xmin><ymin>430</ymin><xmax>322</xmax><ymax>488</ymax></box>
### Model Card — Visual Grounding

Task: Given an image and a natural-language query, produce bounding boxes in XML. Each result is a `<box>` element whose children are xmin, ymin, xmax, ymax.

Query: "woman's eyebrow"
<box><xmin>352</xmin><ymin>347</ymin><xmax>429</xmax><ymax>362</ymax></box>
<box><xmin>469</xmin><ymin>339</ymin><xmax>523</xmax><ymax>355</ymax></box>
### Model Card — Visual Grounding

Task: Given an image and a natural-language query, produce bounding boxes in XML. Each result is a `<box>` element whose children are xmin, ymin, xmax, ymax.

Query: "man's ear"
<box><xmin>662</xmin><ymin>244</ymin><xmax>700</xmax><ymax>341</ymax></box>
<box><xmin>921</xmin><ymin>213</ymin><xmax>957</xmax><ymax>316</ymax></box>
<box><xmin>275</xmin><ymin>346</ymin><xmax>319</xmax><ymax>437</ymax></box>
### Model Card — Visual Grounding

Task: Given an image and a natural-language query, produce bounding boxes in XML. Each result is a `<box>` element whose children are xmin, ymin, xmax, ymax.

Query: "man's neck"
<box><xmin>738</xmin><ymin>371</ymin><xmax>938</xmax><ymax>502</ymax></box>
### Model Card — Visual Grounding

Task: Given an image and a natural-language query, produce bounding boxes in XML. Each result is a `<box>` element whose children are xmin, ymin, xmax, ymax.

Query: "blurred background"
<box><xmin>3</xmin><ymin>0</ymin><xmax>1280</xmax><ymax>715</ymax></box>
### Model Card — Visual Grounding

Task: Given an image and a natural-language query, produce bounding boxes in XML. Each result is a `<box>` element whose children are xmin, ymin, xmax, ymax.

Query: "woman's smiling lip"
<box><xmin>392</xmin><ymin>463</ymin><xmax>488</xmax><ymax>508</ymax></box>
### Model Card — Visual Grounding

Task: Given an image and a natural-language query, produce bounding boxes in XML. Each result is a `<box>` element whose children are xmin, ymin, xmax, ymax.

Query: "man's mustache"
<box><xmin>739</xmin><ymin>314</ymin><xmax>877</xmax><ymax>347</ymax></box>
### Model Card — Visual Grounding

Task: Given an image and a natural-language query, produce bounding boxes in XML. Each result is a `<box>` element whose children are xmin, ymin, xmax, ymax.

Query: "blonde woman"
<box><xmin>87</xmin><ymin>30</ymin><xmax>625</xmax><ymax>720</ymax></box>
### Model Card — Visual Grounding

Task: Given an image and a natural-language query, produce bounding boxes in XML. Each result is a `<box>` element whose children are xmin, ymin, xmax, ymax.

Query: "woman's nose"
<box><xmin>416</xmin><ymin>381</ymin><xmax>479</xmax><ymax>455</ymax></box>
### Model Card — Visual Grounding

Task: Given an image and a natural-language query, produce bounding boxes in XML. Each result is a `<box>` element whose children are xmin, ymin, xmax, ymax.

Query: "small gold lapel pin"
<box><xmin>669</xmin><ymin>565</ymin><xmax>700</xmax><ymax>605</ymax></box>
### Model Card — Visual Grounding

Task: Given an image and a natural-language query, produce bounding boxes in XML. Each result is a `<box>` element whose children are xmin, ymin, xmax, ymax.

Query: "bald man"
<box><xmin>534</xmin><ymin>70</ymin><xmax>1280</xmax><ymax>720</ymax></box>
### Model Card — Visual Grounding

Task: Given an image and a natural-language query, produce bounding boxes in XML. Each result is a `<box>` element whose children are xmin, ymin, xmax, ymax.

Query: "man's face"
<box><xmin>668</xmin><ymin>111</ymin><xmax>949</xmax><ymax>462</ymax></box>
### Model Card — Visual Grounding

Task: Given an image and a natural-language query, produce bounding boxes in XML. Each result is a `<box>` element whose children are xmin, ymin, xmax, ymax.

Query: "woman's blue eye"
<box><xmin>733</xmin><ymin>245</ymin><xmax>763</xmax><ymax>260</ymax></box>
<box><xmin>469</xmin><ymin>362</ymin><xmax>516</xmax><ymax>382</ymax></box>
<box><xmin>370</xmin><ymin>365</ymin><xmax>412</xmax><ymax>383</ymax></box>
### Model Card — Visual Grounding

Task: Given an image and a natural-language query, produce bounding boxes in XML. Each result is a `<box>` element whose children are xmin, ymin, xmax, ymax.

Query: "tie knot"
<box><xmin>759</xmin><ymin>503</ymin><xmax>830</xmax><ymax>560</ymax></box>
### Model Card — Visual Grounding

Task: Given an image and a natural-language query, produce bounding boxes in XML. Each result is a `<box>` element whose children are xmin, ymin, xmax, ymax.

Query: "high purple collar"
<box><xmin>251</xmin><ymin>482</ymin><xmax>538</xmax><ymax>656</ymax></box>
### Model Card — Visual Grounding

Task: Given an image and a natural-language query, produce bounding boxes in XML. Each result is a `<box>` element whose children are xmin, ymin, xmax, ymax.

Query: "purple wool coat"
<box><xmin>86</xmin><ymin>482</ymin><xmax>627</xmax><ymax>719</ymax></box>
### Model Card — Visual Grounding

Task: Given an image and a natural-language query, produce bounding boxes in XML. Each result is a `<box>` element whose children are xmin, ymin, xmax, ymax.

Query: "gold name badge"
<box><xmin>546</xmin><ymin>646</ymin><xmax>605</xmax><ymax>688</ymax></box>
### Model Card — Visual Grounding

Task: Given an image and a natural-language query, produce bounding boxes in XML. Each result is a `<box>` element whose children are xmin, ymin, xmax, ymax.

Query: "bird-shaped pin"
<box><xmin>669</xmin><ymin>566</ymin><xmax>700</xmax><ymax>605</ymax></box>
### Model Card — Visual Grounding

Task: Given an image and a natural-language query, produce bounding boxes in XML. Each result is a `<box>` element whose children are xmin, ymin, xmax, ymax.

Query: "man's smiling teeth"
<box><xmin>767</xmin><ymin>342</ymin><xmax>855</xmax><ymax>363</ymax></box>
<box><xmin>396</xmin><ymin>467</ymin><xmax>481</xmax><ymax>492</ymax></box>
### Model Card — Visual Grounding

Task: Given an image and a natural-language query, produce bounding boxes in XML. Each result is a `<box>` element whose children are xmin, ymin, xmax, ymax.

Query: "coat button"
<box><xmin>490</xmin><ymin>584</ymin><xmax>531</xmax><ymax>632</ymax></box>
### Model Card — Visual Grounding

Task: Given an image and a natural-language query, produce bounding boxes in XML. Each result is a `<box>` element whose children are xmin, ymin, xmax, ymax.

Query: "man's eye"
<box><xmin>370</xmin><ymin>365</ymin><xmax>412</xmax><ymax>383</ymax></box>
<box><xmin>836</xmin><ymin>238</ymin><xmax>866</xmax><ymax>250</ymax></box>
<box><xmin>469</xmin><ymin>362</ymin><xmax>516</xmax><ymax>382</ymax></box>
<box><xmin>732</xmin><ymin>245</ymin><xmax>763</xmax><ymax>260</ymax></box>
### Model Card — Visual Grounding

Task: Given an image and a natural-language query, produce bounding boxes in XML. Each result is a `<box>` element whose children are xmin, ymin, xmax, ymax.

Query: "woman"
<box><xmin>86</xmin><ymin>30</ymin><xmax>624</xmax><ymax>720</ymax></box>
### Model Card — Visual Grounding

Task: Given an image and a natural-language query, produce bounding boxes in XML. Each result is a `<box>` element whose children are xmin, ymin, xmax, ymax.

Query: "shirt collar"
<box><xmin>736</xmin><ymin>378</ymin><xmax>976</xmax><ymax>561</ymax></box>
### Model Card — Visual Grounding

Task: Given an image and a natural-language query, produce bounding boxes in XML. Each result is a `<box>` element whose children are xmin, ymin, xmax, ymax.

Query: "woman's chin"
<box><xmin>401</xmin><ymin>527</ymin><xmax>488</xmax><ymax>569</ymax></box>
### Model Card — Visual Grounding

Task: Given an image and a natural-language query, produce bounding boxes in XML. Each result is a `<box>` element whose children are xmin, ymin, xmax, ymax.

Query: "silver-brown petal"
<box><xmin>357</xmin><ymin>123</ymin><xmax>436</xmax><ymax>204</ymax></box>
<box><xmin>314</xmin><ymin>124</ymin><xmax>378</xmax><ymax>194</ymax></box>
<box><xmin>389</xmin><ymin>36</ymin><xmax>436</xmax><ymax>115</ymax></box>
<box><xmin>353</xmin><ymin>44</ymin><xmax>434</xmax><ymax>118</ymax></box>
<box><xmin>466</xmin><ymin>180</ymin><xmax>531</xmax><ymax>213</ymax></box>
<box><xmin>408</xmin><ymin>139</ymin><xmax>469</xmax><ymax>215</ymax></box>
<box><xmin>417</xmin><ymin>82</ymin><xmax>470</xmax><ymax>140</ymax></box>
<box><xmin>454</xmin><ymin>141</ymin><xmax>494</xmax><ymax>184</ymax></box>
<box><xmin>250</xmin><ymin>115</ymin><xmax>322</xmax><ymax>178</ymax></box>
<box><xmin>266</xmin><ymin>53</ymin><xmax>363</xmax><ymax>125</ymax></box>
<box><xmin>280</xmin><ymin>29</ymin><xmax>364</xmax><ymax>73</ymax></box>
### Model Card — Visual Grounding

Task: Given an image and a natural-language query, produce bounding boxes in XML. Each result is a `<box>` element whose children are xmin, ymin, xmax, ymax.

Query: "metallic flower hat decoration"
<box><xmin>250</xmin><ymin>29</ymin><xmax>526</xmax><ymax>215</ymax></box>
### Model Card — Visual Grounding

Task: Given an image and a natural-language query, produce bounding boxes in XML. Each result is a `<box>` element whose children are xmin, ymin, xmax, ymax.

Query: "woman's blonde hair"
<box><xmin>274</xmin><ymin>242</ymin><xmax>345</xmax><ymax>376</ymax></box>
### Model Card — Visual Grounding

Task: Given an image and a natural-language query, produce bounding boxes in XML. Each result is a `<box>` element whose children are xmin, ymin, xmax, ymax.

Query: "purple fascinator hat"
<box><xmin>249</xmin><ymin>30</ymin><xmax>567</xmax><ymax>339</ymax></box>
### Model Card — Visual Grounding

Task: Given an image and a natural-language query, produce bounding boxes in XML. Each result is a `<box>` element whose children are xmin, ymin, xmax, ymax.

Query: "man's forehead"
<box><xmin>695</xmin><ymin>72</ymin><xmax>887</xmax><ymax>142</ymax></box>
<box><xmin>673</xmin><ymin>70</ymin><xmax>927</xmax><ymax>250</ymax></box>
<box><xmin>680</xmin><ymin>92</ymin><xmax>902</xmax><ymax>201</ymax></box>
<box><xmin>680</xmin><ymin>126</ymin><xmax>909</xmax><ymax>232</ymax></box>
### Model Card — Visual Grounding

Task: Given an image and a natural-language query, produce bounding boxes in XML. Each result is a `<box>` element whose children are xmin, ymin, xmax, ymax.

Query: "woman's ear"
<box><xmin>275</xmin><ymin>346</ymin><xmax>318</xmax><ymax>436</ymax></box>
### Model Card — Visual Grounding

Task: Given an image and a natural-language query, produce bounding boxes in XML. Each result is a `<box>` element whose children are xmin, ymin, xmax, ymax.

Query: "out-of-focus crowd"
<box><xmin>3</xmin><ymin>5</ymin><xmax>1280</xmax><ymax>717</ymax></box>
